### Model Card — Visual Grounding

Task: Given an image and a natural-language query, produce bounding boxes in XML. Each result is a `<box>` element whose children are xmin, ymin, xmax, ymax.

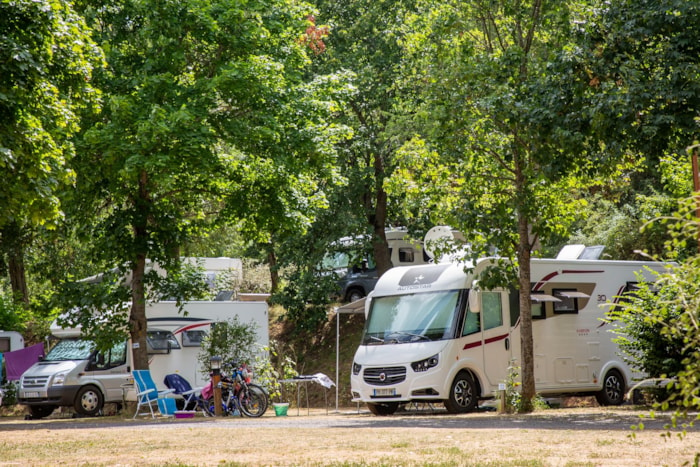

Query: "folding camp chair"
<box><xmin>163</xmin><ymin>373</ymin><xmax>209</xmax><ymax>415</ymax></box>
<box><xmin>132</xmin><ymin>370</ymin><xmax>176</xmax><ymax>418</ymax></box>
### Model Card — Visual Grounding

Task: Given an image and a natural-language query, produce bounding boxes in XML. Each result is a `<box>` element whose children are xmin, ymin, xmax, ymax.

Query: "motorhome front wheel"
<box><xmin>444</xmin><ymin>372</ymin><xmax>478</xmax><ymax>414</ymax></box>
<box><xmin>366</xmin><ymin>402</ymin><xmax>399</xmax><ymax>416</ymax></box>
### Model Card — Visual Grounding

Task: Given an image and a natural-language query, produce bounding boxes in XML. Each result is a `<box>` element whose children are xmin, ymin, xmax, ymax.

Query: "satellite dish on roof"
<box><xmin>424</xmin><ymin>226</ymin><xmax>465</xmax><ymax>261</ymax></box>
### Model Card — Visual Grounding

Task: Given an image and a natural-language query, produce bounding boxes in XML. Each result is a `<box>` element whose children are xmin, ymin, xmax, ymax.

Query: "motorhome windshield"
<box><xmin>363</xmin><ymin>290</ymin><xmax>461</xmax><ymax>344</ymax></box>
<box><xmin>44</xmin><ymin>339</ymin><xmax>93</xmax><ymax>361</ymax></box>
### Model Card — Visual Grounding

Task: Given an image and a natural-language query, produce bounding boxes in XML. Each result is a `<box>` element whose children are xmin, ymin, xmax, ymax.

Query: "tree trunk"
<box><xmin>517</xmin><ymin>213</ymin><xmax>535</xmax><ymax>412</ymax></box>
<box><xmin>267</xmin><ymin>245</ymin><xmax>279</xmax><ymax>294</ymax></box>
<box><xmin>1</xmin><ymin>222</ymin><xmax>30</xmax><ymax>306</ymax></box>
<box><xmin>8</xmin><ymin>247</ymin><xmax>29</xmax><ymax>306</ymax></box>
<box><xmin>130</xmin><ymin>170</ymin><xmax>151</xmax><ymax>370</ymax></box>
<box><xmin>129</xmin><ymin>253</ymin><xmax>149</xmax><ymax>370</ymax></box>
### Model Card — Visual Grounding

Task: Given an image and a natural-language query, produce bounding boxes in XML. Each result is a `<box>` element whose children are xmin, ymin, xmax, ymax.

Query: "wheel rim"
<box><xmin>81</xmin><ymin>390</ymin><xmax>100</xmax><ymax>412</ymax></box>
<box><xmin>604</xmin><ymin>374</ymin><xmax>622</xmax><ymax>402</ymax></box>
<box><xmin>454</xmin><ymin>378</ymin><xmax>473</xmax><ymax>408</ymax></box>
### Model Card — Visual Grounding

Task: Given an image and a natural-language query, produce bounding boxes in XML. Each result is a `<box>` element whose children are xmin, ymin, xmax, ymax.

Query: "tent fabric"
<box><xmin>5</xmin><ymin>343</ymin><xmax>44</xmax><ymax>380</ymax></box>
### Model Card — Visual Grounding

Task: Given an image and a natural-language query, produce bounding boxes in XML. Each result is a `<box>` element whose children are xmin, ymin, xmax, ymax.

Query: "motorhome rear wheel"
<box><xmin>595</xmin><ymin>369</ymin><xmax>625</xmax><ymax>406</ymax></box>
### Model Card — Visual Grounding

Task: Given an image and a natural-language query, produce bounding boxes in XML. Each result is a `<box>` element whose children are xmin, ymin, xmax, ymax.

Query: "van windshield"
<box><xmin>362</xmin><ymin>290</ymin><xmax>461</xmax><ymax>344</ymax></box>
<box><xmin>45</xmin><ymin>339</ymin><xmax>94</xmax><ymax>361</ymax></box>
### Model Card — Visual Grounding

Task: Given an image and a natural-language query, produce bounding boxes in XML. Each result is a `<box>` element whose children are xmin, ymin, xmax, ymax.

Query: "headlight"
<box><xmin>411</xmin><ymin>354</ymin><xmax>439</xmax><ymax>372</ymax></box>
<box><xmin>52</xmin><ymin>373</ymin><xmax>67</xmax><ymax>386</ymax></box>
<box><xmin>352</xmin><ymin>362</ymin><xmax>361</xmax><ymax>375</ymax></box>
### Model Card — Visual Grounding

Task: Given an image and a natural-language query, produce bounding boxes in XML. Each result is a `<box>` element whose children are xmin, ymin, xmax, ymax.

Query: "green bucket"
<box><xmin>273</xmin><ymin>403</ymin><xmax>289</xmax><ymax>416</ymax></box>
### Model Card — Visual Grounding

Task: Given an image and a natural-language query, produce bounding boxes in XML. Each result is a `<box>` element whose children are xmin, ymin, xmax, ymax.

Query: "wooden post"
<box><xmin>213</xmin><ymin>370</ymin><xmax>222</xmax><ymax>417</ymax></box>
<box><xmin>692</xmin><ymin>147</ymin><xmax>700</xmax><ymax>254</ymax></box>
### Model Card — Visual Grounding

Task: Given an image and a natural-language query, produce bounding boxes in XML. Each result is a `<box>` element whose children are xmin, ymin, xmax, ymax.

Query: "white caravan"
<box><xmin>350</xmin><ymin>249</ymin><xmax>668</xmax><ymax>415</ymax></box>
<box><xmin>18</xmin><ymin>300</ymin><xmax>268</xmax><ymax>419</ymax></box>
<box><xmin>0</xmin><ymin>330</ymin><xmax>24</xmax><ymax>353</ymax></box>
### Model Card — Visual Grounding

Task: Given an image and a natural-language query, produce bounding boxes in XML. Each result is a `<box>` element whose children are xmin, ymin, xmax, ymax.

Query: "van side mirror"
<box><xmin>468</xmin><ymin>289</ymin><xmax>481</xmax><ymax>313</ymax></box>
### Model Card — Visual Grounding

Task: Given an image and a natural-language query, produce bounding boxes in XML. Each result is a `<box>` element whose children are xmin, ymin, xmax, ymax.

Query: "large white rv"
<box><xmin>350</xmin><ymin>249</ymin><xmax>668</xmax><ymax>415</ymax></box>
<box><xmin>18</xmin><ymin>299</ymin><xmax>268</xmax><ymax>419</ymax></box>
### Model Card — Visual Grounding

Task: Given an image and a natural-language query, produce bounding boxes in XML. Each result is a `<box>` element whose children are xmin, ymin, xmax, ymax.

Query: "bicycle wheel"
<box><xmin>238</xmin><ymin>383</ymin><xmax>268</xmax><ymax>417</ymax></box>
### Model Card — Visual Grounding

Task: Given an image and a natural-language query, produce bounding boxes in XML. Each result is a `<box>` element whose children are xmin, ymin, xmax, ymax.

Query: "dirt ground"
<box><xmin>0</xmin><ymin>405</ymin><xmax>698</xmax><ymax>466</ymax></box>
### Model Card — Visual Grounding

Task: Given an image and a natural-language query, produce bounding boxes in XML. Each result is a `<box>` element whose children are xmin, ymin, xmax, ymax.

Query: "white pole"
<box><xmin>335</xmin><ymin>308</ymin><xmax>340</xmax><ymax>412</ymax></box>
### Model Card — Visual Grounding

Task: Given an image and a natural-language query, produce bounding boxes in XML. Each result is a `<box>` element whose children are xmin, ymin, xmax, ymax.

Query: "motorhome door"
<box><xmin>479</xmin><ymin>290</ymin><xmax>514</xmax><ymax>389</ymax></box>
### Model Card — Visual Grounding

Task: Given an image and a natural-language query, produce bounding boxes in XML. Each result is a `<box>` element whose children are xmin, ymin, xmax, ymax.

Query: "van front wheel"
<box><xmin>74</xmin><ymin>385</ymin><xmax>104</xmax><ymax>416</ymax></box>
<box><xmin>444</xmin><ymin>372</ymin><xmax>478</xmax><ymax>414</ymax></box>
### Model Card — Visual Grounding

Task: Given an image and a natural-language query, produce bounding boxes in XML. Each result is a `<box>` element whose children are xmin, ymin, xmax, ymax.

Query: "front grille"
<box><xmin>363</xmin><ymin>367</ymin><xmax>406</xmax><ymax>386</ymax></box>
<box><xmin>21</xmin><ymin>375</ymin><xmax>49</xmax><ymax>389</ymax></box>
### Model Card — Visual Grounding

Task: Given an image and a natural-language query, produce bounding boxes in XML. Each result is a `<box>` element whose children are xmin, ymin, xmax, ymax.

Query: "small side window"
<box><xmin>530</xmin><ymin>291</ymin><xmax>546</xmax><ymax>319</ymax></box>
<box><xmin>147</xmin><ymin>330</ymin><xmax>181</xmax><ymax>354</ymax></box>
<box><xmin>553</xmin><ymin>289</ymin><xmax>579</xmax><ymax>314</ymax></box>
<box><xmin>182</xmin><ymin>330</ymin><xmax>207</xmax><ymax>347</ymax></box>
<box><xmin>398</xmin><ymin>248</ymin><xmax>415</xmax><ymax>263</ymax></box>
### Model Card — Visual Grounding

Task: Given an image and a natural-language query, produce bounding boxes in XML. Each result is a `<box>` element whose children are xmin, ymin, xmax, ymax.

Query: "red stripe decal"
<box><xmin>463</xmin><ymin>333</ymin><xmax>509</xmax><ymax>350</ymax></box>
<box><xmin>173</xmin><ymin>322</ymin><xmax>212</xmax><ymax>335</ymax></box>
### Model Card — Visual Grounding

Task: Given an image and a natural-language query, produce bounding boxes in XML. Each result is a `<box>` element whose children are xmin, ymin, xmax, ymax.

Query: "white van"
<box><xmin>18</xmin><ymin>300</ymin><xmax>268</xmax><ymax>419</ymax></box>
<box><xmin>350</xmin><ymin>248</ymin><xmax>668</xmax><ymax>415</ymax></box>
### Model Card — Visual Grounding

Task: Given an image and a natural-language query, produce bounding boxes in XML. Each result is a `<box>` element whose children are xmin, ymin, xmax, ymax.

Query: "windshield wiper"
<box><xmin>385</xmin><ymin>331</ymin><xmax>431</xmax><ymax>343</ymax></box>
<box><xmin>365</xmin><ymin>335</ymin><xmax>385</xmax><ymax>344</ymax></box>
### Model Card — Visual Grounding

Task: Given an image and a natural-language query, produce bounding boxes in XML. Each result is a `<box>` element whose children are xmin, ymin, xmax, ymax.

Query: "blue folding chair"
<box><xmin>163</xmin><ymin>373</ymin><xmax>209</xmax><ymax>415</ymax></box>
<box><xmin>132</xmin><ymin>370</ymin><xmax>176</xmax><ymax>418</ymax></box>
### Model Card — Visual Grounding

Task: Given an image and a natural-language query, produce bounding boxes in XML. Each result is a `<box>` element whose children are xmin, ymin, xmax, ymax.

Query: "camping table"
<box><xmin>279</xmin><ymin>376</ymin><xmax>331</xmax><ymax>416</ymax></box>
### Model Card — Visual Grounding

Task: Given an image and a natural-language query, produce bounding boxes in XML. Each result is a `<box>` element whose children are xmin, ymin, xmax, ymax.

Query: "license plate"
<box><xmin>24</xmin><ymin>392</ymin><xmax>39</xmax><ymax>398</ymax></box>
<box><xmin>373</xmin><ymin>388</ymin><xmax>396</xmax><ymax>397</ymax></box>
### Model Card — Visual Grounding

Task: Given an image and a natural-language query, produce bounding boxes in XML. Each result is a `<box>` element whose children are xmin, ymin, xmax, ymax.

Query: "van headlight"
<box><xmin>52</xmin><ymin>373</ymin><xmax>67</xmax><ymax>386</ymax></box>
<box><xmin>411</xmin><ymin>354</ymin><xmax>439</xmax><ymax>372</ymax></box>
<box><xmin>352</xmin><ymin>362</ymin><xmax>361</xmax><ymax>375</ymax></box>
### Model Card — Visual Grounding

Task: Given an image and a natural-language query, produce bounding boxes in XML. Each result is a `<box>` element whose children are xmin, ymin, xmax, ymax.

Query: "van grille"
<box><xmin>363</xmin><ymin>367</ymin><xmax>406</xmax><ymax>386</ymax></box>
<box><xmin>21</xmin><ymin>375</ymin><xmax>49</xmax><ymax>389</ymax></box>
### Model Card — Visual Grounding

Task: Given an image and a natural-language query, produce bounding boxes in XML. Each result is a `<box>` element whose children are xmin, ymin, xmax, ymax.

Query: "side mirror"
<box><xmin>468</xmin><ymin>289</ymin><xmax>481</xmax><ymax>313</ymax></box>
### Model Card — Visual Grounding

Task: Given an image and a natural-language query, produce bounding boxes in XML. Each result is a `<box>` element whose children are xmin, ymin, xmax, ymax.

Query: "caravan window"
<box><xmin>398</xmin><ymin>248</ymin><xmax>415</xmax><ymax>263</ymax></box>
<box><xmin>147</xmin><ymin>330</ymin><xmax>181</xmax><ymax>353</ymax></box>
<box><xmin>182</xmin><ymin>330</ymin><xmax>207</xmax><ymax>347</ymax></box>
<box><xmin>552</xmin><ymin>289</ymin><xmax>578</xmax><ymax>314</ymax></box>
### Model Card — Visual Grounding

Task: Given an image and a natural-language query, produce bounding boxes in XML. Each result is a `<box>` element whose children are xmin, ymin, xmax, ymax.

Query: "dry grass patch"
<box><xmin>0</xmin><ymin>409</ymin><xmax>698</xmax><ymax>466</ymax></box>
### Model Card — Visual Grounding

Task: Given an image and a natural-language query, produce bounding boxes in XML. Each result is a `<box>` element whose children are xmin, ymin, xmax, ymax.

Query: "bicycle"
<box><xmin>203</xmin><ymin>362</ymin><xmax>268</xmax><ymax>417</ymax></box>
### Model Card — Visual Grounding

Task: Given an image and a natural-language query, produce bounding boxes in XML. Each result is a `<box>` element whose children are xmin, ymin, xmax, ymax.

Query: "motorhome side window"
<box><xmin>482</xmin><ymin>291</ymin><xmax>503</xmax><ymax>330</ymax></box>
<box><xmin>182</xmin><ymin>330</ymin><xmax>207</xmax><ymax>347</ymax></box>
<box><xmin>462</xmin><ymin>308</ymin><xmax>480</xmax><ymax>336</ymax></box>
<box><xmin>147</xmin><ymin>330</ymin><xmax>181</xmax><ymax>354</ymax></box>
<box><xmin>530</xmin><ymin>291</ymin><xmax>546</xmax><ymax>319</ymax></box>
<box><xmin>552</xmin><ymin>289</ymin><xmax>578</xmax><ymax>314</ymax></box>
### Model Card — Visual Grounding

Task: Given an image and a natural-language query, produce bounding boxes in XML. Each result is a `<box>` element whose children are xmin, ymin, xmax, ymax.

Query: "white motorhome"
<box><xmin>350</xmin><ymin>246</ymin><xmax>668</xmax><ymax>415</ymax></box>
<box><xmin>18</xmin><ymin>300</ymin><xmax>268</xmax><ymax>419</ymax></box>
